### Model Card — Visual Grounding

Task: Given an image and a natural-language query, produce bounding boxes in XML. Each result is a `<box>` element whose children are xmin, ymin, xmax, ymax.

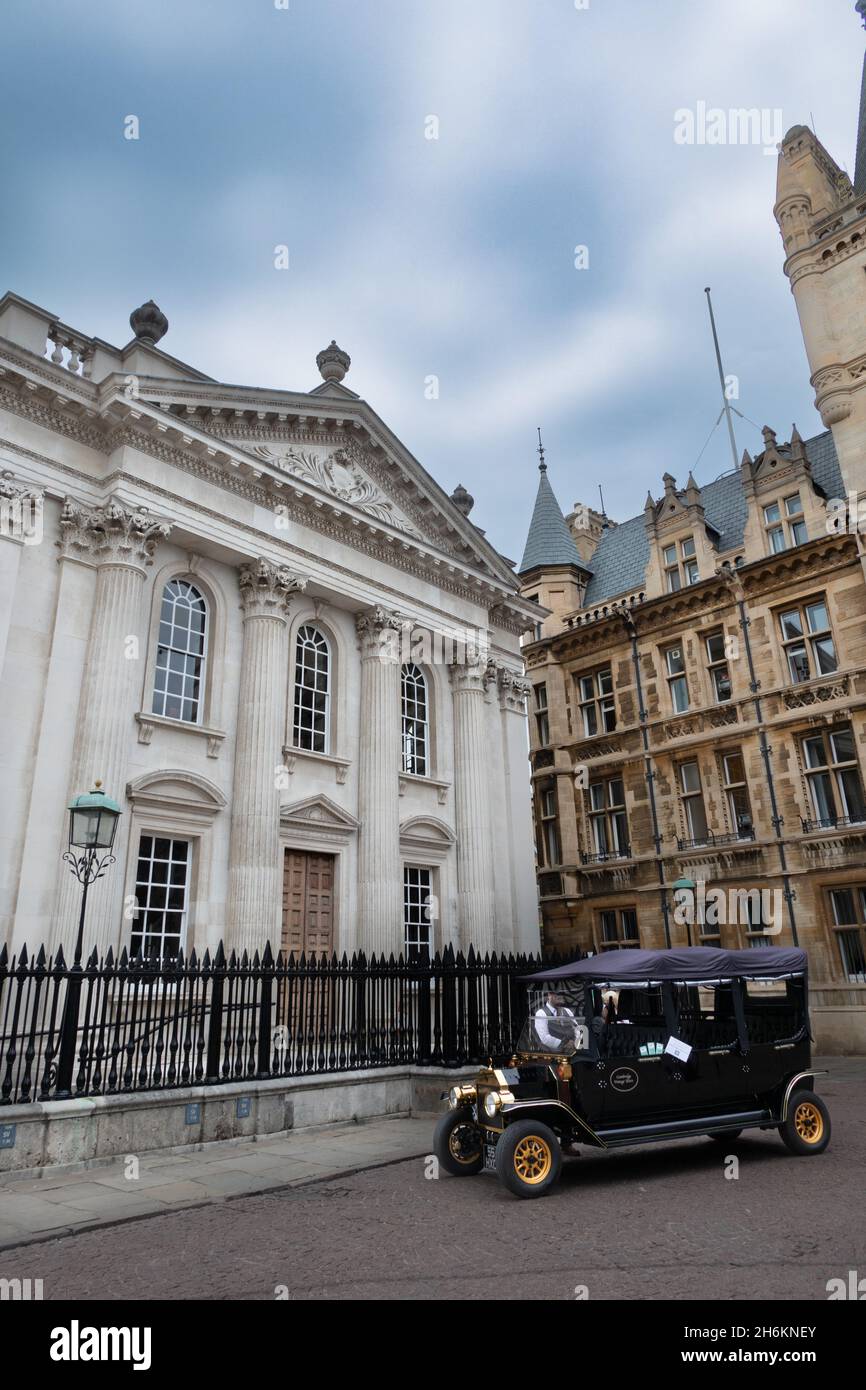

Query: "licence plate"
<box><xmin>483</xmin><ymin>1140</ymin><xmax>498</xmax><ymax>1172</ymax></box>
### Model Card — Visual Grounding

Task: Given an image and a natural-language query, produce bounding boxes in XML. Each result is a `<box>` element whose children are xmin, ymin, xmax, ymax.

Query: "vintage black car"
<box><xmin>433</xmin><ymin>946</ymin><xmax>830</xmax><ymax>1198</ymax></box>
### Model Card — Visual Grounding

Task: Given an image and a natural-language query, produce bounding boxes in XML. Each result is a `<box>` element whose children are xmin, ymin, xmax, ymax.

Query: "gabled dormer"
<box><xmin>740</xmin><ymin>424</ymin><xmax>832</xmax><ymax>560</ymax></box>
<box><xmin>643</xmin><ymin>471</ymin><xmax>720</xmax><ymax>597</ymax></box>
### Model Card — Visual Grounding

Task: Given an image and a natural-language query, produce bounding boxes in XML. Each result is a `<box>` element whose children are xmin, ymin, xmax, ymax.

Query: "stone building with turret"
<box><xmin>517</xmin><ymin>5</ymin><xmax>866</xmax><ymax>1053</ymax></box>
<box><xmin>0</xmin><ymin>293</ymin><xmax>541</xmax><ymax>964</ymax></box>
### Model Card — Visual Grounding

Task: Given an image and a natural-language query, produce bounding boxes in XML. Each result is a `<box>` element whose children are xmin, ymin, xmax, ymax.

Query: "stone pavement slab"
<box><xmin>0</xmin><ymin>1114</ymin><xmax>434</xmax><ymax>1249</ymax></box>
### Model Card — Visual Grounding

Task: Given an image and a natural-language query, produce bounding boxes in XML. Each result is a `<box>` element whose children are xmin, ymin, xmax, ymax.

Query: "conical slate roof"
<box><xmin>519</xmin><ymin>465</ymin><xmax>586</xmax><ymax>575</ymax></box>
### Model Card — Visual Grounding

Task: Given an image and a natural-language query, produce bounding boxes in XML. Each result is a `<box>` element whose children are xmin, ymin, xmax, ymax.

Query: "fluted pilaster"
<box><xmin>450</xmin><ymin>656</ymin><xmax>497</xmax><ymax>951</ymax></box>
<box><xmin>54</xmin><ymin>498</ymin><xmax>171</xmax><ymax>955</ymax></box>
<box><xmin>226</xmin><ymin>559</ymin><xmax>307</xmax><ymax>954</ymax></box>
<box><xmin>356</xmin><ymin>607</ymin><xmax>404</xmax><ymax>956</ymax></box>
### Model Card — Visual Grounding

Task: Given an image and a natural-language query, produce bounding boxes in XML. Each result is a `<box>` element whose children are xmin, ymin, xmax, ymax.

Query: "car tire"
<box><xmin>707</xmin><ymin>1129</ymin><xmax>742</xmax><ymax>1144</ymax></box>
<box><xmin>434</xmin><ymin>1107</ymin><xmax>484</xmax><ymax>1176</ymax></box>
<box><xmin>779</xmin><ymin>1090</ymin><xmax>831</xmax><ymax>1156</ymax></box>
<box><xmin>495</xmin><ymin>1119</ymin><xmax>562</xmax><ymax>1199</ymax></box>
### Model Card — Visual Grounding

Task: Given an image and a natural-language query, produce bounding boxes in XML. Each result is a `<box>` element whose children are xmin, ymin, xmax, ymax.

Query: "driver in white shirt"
<box><xmin>535</xmin><ymin>990</ymin><xmax>584</xmax><ymax>1050</ymax></box>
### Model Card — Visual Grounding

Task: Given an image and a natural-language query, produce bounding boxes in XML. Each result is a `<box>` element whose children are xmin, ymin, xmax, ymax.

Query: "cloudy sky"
<box><xmin>1</xmin><ymin>0</ymin><xmax>862</xmax><ymax>564</ymax></box>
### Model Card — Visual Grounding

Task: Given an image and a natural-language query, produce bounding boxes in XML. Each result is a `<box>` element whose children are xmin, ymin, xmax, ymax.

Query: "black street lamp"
<box><xmin>62</xmin><ymin>780</ymin><xmax>122</xmax><ymax>966</ymax></box>
<box><xmin>55</xmin><ymin>780</ymin><xmax>121</xmax><ymax>1098</ymax></box>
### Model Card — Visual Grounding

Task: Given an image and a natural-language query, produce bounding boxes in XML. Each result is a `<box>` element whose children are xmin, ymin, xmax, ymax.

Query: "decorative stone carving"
<box><xmin>448</xmin><ymin>654</ymin><xmax>496</xmax><ymax>696</ymax></box>
<box><xmin>250</xmin><ymin>442</ymin><xmax>423</xmax><ymax>537</ymax></box>
<box><xmin>130</xmin><ymin>300</ymin><xmax>169</xmax><ymax>346</ymax></box>
<box><xmin>316</xmin><ymin>340</ymin><xmax>351</xmax><ymax>383</ymax></box>
<box><xmin>783</xmin><ymin>677</ymin><xmax>849</xmax><ymax>709</ymax></box>
<box><xmin>492</xmin><ymin>662</ymin><xmax>532</xmax><ymax>712</ymax></box>
<box><xmin>355</xmin><ymin>605</ymin><xmax>407</xmax><ymax>660</ymax></box>
<box><xmin>238</xmin><ymin>557</ymin><xmax>307</xmax><ymax>618</ymax></box>
<box><xmin>450</xmin><ymin>483</ymin><xmax>474</xmax><ymax>517</ymax></box>
<box><xmin>57</xmin><ymin>497</ymin><xmax>171</xmax><ymax>568</ymax></box>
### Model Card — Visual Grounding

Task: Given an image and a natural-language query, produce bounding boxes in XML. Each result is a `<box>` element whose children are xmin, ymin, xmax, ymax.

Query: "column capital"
<box><xmin>0</xmin><ymin>469</ymin><xmax>43</xmax><ymax>546</ymax></box>
<box><xmin>238</xmin><ymin>557</ymin><xmax>307</xmax><ymax>619</ymax></box>
<box><xmin>448</xmin><ymin>653</ymin><xmax>496</xmax><ymax>695</ymax></box>
<box><xmin>57</xmin><ymin>496</ymin><xmax>171</xmax><ymax>568</ymax></box>
<box><xmin>355</xmin><ymin>604</ymin><xmax>407</xmax><ymax>661</ymax></box>
<box><xmin>493</xmin><ymin>662</ymin><xmax>532</xmax><ymax>712</ymax></box>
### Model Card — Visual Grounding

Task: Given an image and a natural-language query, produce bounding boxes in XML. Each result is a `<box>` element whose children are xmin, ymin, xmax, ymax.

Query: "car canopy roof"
<box><xmin>523</xmin><ymin>946</ymin><xmax>807</xmax><ymax>987</ymax></box>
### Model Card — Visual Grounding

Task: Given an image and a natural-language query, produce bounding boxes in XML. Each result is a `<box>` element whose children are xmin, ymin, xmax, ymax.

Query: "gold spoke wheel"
<box><xmin>513</xmin><ymin>1134</ymin><xmax>552</xmax><ymax>1185</ymax></box>
<box><xmin>794</xmin><ymin>1101</ymin><xmax>823</xmax><ymax>1144</ymax></box>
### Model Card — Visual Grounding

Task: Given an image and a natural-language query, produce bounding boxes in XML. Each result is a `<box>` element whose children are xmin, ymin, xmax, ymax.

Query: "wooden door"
<box><xmin>281</xmin><ymin>850</ymin><xmax>335</xmax><ymax>959</ymax></box>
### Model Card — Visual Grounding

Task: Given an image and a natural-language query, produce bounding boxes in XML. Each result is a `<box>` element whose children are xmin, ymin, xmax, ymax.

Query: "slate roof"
<box><xmin>519</xmin><ymin>466</ymin><xmax>587</xmax><ymax>574</ymax></box>
<box><xmin>579</xmin><ymin>430</ymin><xmax>844</xmax><ymax>606</ymax></box>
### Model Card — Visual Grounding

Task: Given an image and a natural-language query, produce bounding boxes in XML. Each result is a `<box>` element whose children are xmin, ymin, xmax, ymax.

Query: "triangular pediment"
<box><xmin>280</xmin><ymin>795</ymin><xmax>360</xmax><ymax>831</ymax></box>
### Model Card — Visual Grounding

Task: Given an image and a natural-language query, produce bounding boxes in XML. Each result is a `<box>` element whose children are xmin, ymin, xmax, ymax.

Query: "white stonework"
<box><xmin>0</xmin><ymin>292</ymin><xmax>542</xmax><ymax>962</ymax></box>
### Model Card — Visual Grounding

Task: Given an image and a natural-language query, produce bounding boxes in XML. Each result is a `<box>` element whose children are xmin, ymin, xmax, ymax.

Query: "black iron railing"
<box><xmin>676</xmin><ymin>830</ymin><xmax>756</xmax><ymax>851</ymax></box>
<box><xmin>800</xmin><ymin>814</ymin><xmax>866</xmax><ymax>834</ymax></box>
<box><xmin>580</xmin><ymin>846</ymin><xmax>632</xmax><ymax>864</ymax></box>
<box><xmin>0</xmin><ymin>940</ymin><xmax>581</xmax><ymax>1107</ymax></box>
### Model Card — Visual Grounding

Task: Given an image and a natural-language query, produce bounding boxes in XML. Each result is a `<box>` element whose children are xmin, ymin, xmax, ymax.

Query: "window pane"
<box><xmin>838</xmin><ymin>930</ymin><xmax>866</xmax><ymax>984</ymax></box>
<box><xmin>803</xmin><ymin>735</ymin><xmax>827</xmax><ymax>769</ymax></box>
<box><xmin>780</xmin><ymin>609</ymin><xmax>803</xmax><ymax>640</ymax></box>
<box><xmin>686</xmin><ymin>795</ymin><xmax>708</xmax><ymax>841</ymax></box>
<box><xmin>838</xmin><ymin>769</ymin><xmax>866</xmax><ymax>822</ymax></box>
<box><xmin>583</xmin><ymin>704</ymin><xmax>598</xmax><ymax>737</ymax></box>
<box><xmin>763</xmin><ymin>502</ymin><xmax>781</xmax><ymax>524</ymax></box>
<box><xmin>788</xmin><ymin>645</ymin><xmax>810</xmax><ymax>683</ymax></box>
<box><xmin>724</xmin><ymin>753</ymin><xmax>745</xmax><ymax>783</ymax></box>
<box><xmin>681</xmin><ymin>536</ymin><xmax>696</xmax><ymax>558</ymax></box>
<box><xmin>712</xmin><ymin>667</ymin><xmax>732</xmax><ymax>702</ymax></box>
<box><xmin>706</xmin><ymin>633</ymin><xmax>725</xmax><ymax>663</ymax></box>
<box><xmin>667</xmin><ymin>570</ymin><xmax>682</xmax><ymax>593</ymax></box>
<box><xmin>680</xmin><ymin>761</ymin><xmax>701</xmax><ymax>793</ymax></box>
<box><xmin>785</xmin><ymin>494</ymin><xmax>803</xmax><ymax>516</ymax></box>
<box><xmin>830</xmin><ymin>728</ymin><xmax>856</xmax><ymax>764</ymax></box>
<box><xmin>598</xmin><ymin>669</ymin><xmax>613</xmax><ymax>695</ymax></box>
<box><xmin>813</xmin><ymin>636</ymin><xmax>837</xmax><ymax>674</ymax></box>
<box><xmin>672</xmin><ymin>676</ymin><xmax>689</xmax><ymax>712</ymax></box>
<box><xmin>580</xmin><ymin>676</ymin><xmax>594</xmax><ymax>701</ymax></box>
<box><xmin>666</xmin><ymin>647</ymin><xmax>685</xmax><ymax>675</ymax></box>
<box><xmin>830</xmin><ymin>888</ymin><xmax>857</xmax><ymax>925</ymax></box>
<box><xmin>608</xmin><ymin>779</ymin><xmax>624</xmax><ymax>807</ymax></box>
<box><xmin>791</xmin><ymin>520</ymin><xmax>808</xmax><ymax>546</ymax></box>
<box><xmin>805</xmin><ymin>601</ymin><xmax>829</xmax><ymax>633</ymax></box>
<box><xmin>809</xmin><ymin>772</ymin><xmax>836</xmax><ymax>822</ymax></box>
<box><xmin>768</xmin><ymin>526</ymin><xmax>786</xmax><ymax>553</ymax></box>
<box><xmin>663</xmin><ymin>545</ymin><xmax>676</xmax><ymax>566</ymax></box>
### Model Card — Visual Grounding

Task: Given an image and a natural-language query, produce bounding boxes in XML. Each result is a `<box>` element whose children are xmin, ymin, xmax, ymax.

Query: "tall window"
<box><xmin>721</xmin><ymin>750</ymin><xmax>753</xmax><ymax>836</ymax></box>
<box><xmin>802</xmin><ymin>724</ymin><xmax>866</xmax><ymax>827</ymax></box>
<box><xmin>403</xmin><ymin>866</ymin><xmax>433</xmax><ymax>959</ymax></box>
<box><xmin>401</xmin><ymin>663</ymin><xmax>428</xmax><ymax>775</ymax></box>
<box><xmin>133</xmin><ymin>835</ymin><xmax>190</xmax><ymax>958</ymax></box>
<box><xmin>779</xmin><ymin>597</ymin><xmax>837</xmax><ymax>684</ymax></box>
<box><xmin>663</xmin><ymin>536</ymin><xmax>699</xmax><ymax>592</ymax></box>
<box><xmin>539</xmin><ymin>782</ymin><xmax>561</xmax><ymax>865</ymax></box>
<box><xmin>577</xmin><ymin>668</ymin><xmax>616</xmax><ymax>736</ymax></box>
<box><xmin>533</xmin><ymin>682</ymin><xmax>550</xmax><ymax>746</ymax></box>
<box><xmin>665</xmin><ymin>644</ymin><xmax>689</xmax><ymax>713</ymax></box>
<box><xmin>764</xmin><ymin>493</ymin><xmax>807</xmax><ymax>553</ymax></box>
<box><xmin>588</xmin><ymin>776</ymin><xmax>629</xmax><ymax>859</ymax></box>
<box><xmin>705</xmin><ymin>631</ymin><xmax>732</xmax><ymax>703</ymax></box>
<box><xmin>598</xmin><ymin>908</ymin><xmax>639</xmax><ymax>950</ymax></box>
<box><xmin>827</xmin><ymin>887</ymin><xmax>866</xmax><ymax>983</ymax></box>
<box><xmin>679</xmin><ymin>761</ymin><xmax>709</xmax><ymax>844</ymax></box>
<box><xmin>152</xmin><ymin>579</ymin><xmax>207</xmax><ymax>723</ymax></box>
<box><xmin>293</xmin><ymin>625</ymin><xmax>330</xmax><ymax>753</ymax></box>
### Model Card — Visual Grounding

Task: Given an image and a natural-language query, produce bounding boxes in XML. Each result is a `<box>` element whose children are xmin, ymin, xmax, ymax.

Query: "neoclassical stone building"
<box><xmin>0</xmin><ymin>293</ymin><xmax>540</xmax><ymax>963</ymax></box>
<box><xmin>517</xmin><ymin>7</ymin><xmax>866</xmax><ymax>1052</ymax></box>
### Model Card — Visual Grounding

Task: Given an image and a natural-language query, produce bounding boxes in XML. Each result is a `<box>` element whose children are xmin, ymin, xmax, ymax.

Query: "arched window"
<box><xmin>401</xmin><ymin>663</ymin><xmax>428</xmax><ymax>775</ymax></box>
<box><xmin>293</xmin><ymin>625</ymin><xmax>330</xmax><ymax>753</ymax></box>
<box><xmin>152</xmin><ymin>579</ymin><xmax>207</xmax><ymax>723</ymax></box>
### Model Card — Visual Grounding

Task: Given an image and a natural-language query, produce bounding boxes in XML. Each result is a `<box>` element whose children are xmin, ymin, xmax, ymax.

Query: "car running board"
<box><xmin>595</xmin><ymin>1108</ymin><xmax>771</xmax><ymax>1146</ymax></box>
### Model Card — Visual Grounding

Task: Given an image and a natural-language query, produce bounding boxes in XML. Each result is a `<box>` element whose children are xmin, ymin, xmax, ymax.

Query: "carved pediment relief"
<box><xmin>126</xmin><ymin>769</ymin><xmax>227</xmax><ymax>815</ymax></box>
<box><xmin>249</xmin><ymin>440</ymin><xmax>424</xmax><ymax>540</ymax></box>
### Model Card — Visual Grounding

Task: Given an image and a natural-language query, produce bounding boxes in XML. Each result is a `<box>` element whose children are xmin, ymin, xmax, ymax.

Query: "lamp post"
<box><xmin>55</xmin><ymin>780</ymin><xmax>121</xmax><ymax>1097</ymax></box>
<box><xmin>672</xmin><ymin>877</ymin><xmax>697</xmax><ymax>948</ymax></box>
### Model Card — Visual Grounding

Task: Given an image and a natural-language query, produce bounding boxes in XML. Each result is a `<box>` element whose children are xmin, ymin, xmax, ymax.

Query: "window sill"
<box><xmin>136</xmin><ymin>712</ymin><xmax>226</xmax><ymax>758</ymax></box>
<box><xmin>281</xmin><ymin>745</ymin><xmax>351</xmax><ymax>785</ymax></box>
<box><xmin>398</xmin><ymin>772</ymin><xmax>450</xmax><ymax>806</ymax></box>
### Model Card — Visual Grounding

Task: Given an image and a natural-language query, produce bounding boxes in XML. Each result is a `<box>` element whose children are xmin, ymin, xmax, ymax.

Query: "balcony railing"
<box><xmin>580</xmin><ymin>845</ymin><xmax>632</xmax><ymax>864</ymax></box>
<box><xmin>800</xmin><ymin>814</ymin><xmax>866</xmax><ymax>834</ymax></box>
<box><xmin>676</xmin><ymin>829</ymin><xmax>756</xmax><ymax>852</ymax></box>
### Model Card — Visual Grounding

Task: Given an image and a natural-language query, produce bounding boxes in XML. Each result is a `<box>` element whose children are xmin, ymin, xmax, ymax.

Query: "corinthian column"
<box><xmin>450</xmin><ymin>656</ymin><xmax>497</xmax><ymax>952</ymax></box>
<box><xmin>54</xmin><ymin>498</ymin><xmax>172</xmax><ymax>956</ymax></box>
<box><xmin>356</xmin><ymin>607</ymin><xmax>404</xmax><ymax>957</ymax></box>
<box><xmin>226</xmin><ymin>559</ymin><xmax>307</xmax><ymax>955</ymax></box>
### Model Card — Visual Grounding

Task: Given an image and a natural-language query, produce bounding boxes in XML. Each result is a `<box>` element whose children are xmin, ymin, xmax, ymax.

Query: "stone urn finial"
<box><xmin>450</xmin><ymin>483</ymin><xmax>474</xmax><ymax>517</ymax></box>
<box><xmin>316</xmin><ymin>340</ymin><xmax>351</xmax><ymax>383</ymax></box>
<box><xmin>130</xmin><ymin>300</ymin><xmax>169</xmax><ymax>347</ymax></box>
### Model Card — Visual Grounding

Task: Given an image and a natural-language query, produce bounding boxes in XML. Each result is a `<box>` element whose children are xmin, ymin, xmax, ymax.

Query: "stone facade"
<box><xmin>516</xmin><ymin>12</ymin><xmax>866</xmax><ymax>1052</ymax></box>
<box><xmin>0</xmin><ymin>293</ymin><xmax>541</xmax><ymax>963</ymax></box>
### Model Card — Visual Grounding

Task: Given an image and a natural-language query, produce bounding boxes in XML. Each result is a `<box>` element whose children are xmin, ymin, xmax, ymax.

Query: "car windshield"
<box><xmin>519</xmin><ymin>982</ymin><xmax>590</xmax><ymax>1055</ymax></box>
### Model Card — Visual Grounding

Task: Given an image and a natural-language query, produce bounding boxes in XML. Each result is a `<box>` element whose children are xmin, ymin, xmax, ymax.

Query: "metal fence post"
<box><xmin>257</xmin><ymin>942</ymin><xmax>274</xmax><ymax>1078</ymax></box>
<box><xmin>54</xmin><ymin>950</ymin><xmax>82</xmax><ymax>1099</ymax></box>
<box><xmin>205</xmin><ymin>941</ymin><xmax>226</xmax><ymax>1085</ymax></box>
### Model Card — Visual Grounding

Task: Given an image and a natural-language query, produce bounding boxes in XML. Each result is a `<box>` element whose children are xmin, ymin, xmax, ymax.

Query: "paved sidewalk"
<box><xmin>0</xmin><ymin>1114</ymin><xmax>436</xmax><ymax>1250</ymax></box>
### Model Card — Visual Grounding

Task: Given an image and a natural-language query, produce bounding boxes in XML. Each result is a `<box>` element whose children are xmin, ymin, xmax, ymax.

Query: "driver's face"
<box><xmin>548</xmin><ymin>993</ymin><xmax>563</xmax><ymax>1006</ymax></box>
